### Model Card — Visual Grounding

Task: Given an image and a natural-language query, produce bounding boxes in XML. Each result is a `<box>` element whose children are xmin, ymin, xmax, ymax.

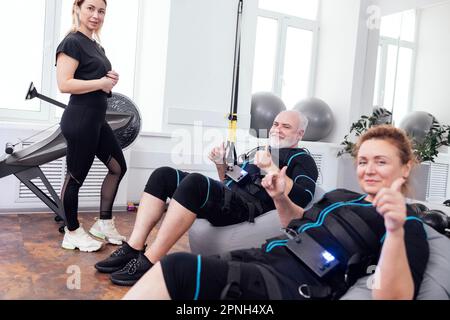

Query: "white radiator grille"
<box><xmin>78</xmin><ymin>160</ymin><xmax>108</xmax><ymax>198</ymax></box>
<box><xmin>426</xmin><ymin>162</ymin><xmax>449</xmax><ymax>201</ymax></box>
<box><xmin>18</xmin><ymin>158</ymin><xmax>66</xmax><ymax>199</ymax></box>
<box><xmin>18</xmin><ymin>143</ymin><xmax>107</xmax><ymax>201</ymax></box>
<box><xmin>311</xmin><ymin>153</ymin><xmax>324</xmax><ymax>186</ymax></box>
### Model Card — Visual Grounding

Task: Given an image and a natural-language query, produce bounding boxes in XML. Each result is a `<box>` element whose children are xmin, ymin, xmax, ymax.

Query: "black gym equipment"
<box><xmin>410</xmin><ymin>203</ymin><xmax>429</xmax><ymax>217</ymax></box>
<box><xmin>0</xmin><ymin>83</ymin><xmax>141</xmax><ymax>233</ymax></box>
<box><xmin>408</xmin><ymin>203</ymin><xmax>449</xmax><ymax>238</ymax></box>
<box><xmin>224</xmin><ymin>0</ymin><xmax>243</xmax><ymax>167</ymax></box>
<box><xmin>421</xmin><ymin>210</ymin><xmax>450</xmax><ymax>237</ymax></box>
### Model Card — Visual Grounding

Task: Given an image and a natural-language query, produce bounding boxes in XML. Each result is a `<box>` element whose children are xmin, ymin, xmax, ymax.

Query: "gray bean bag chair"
<box><xmin>340</xmin><ymin>224</ymin><xmax>450</xmax><ymax>300</ymax></box>
<box><xmin>188</xmin><ymin>186</ymin><xmax>326</xmax><ymax>256</ymax></box>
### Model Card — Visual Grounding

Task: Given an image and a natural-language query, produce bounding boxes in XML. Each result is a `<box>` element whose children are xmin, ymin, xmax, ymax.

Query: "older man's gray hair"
<box><xmin>293</xmin><ymin>110</ymin><xmax>308</xmax><ymax>132</ymax></box>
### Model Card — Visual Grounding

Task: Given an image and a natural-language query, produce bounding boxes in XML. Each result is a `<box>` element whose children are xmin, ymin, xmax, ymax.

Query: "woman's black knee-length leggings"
<box><xmin>60</xmin><ymin>94</ymin><xmax>127</xmax><ymax>231</ymax></box>
<box><xmin>144</xmin><ymin>166</ymin><xmax>265</xmax><ymax>226</ymax></box>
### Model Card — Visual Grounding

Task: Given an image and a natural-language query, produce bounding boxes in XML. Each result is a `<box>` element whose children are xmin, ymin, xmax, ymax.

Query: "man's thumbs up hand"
<box><xmin>254</xmin><ymin>142</ymin><xmax>279</xmax><ymax>174</ymax></box>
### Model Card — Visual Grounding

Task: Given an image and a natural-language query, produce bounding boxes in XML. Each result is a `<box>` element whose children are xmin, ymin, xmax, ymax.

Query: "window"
<box><xmin>282</xmin><ymin>27</ymin><xmax>313</xmax><ymax>108</ymax></box>
<box><xmin>0</xmin><ymin>0</ymin><xmax>47</xmax><ymax>120</ymax></box>
<box><xmin>252</xmin><ymin>0</ymin><xmax>319</xmax><ymax>109</ymax></box>
<box><xmin>252</xmin><ymin>17</ymin><xmax>278</xmax><ymax>94</ymax></box>
<box><xmin>373</xmin><ymin>10</ymin><xmax>417</xmax><ymax>125</ymax></box>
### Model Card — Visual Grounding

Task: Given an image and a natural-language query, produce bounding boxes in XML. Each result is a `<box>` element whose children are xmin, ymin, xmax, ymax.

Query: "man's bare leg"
<box><xmin>127</xmin><ymin>193</ymin><xmax>167</xmax><ymax>250</ymax></box>
<box><xmin>145</xmin><ymin>200</ymin><xmax>196</xmax><ymax>263</ymax></box>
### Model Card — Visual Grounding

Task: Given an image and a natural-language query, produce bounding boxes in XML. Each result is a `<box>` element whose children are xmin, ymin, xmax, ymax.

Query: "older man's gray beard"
<box><xmin>269</xmin><ymin>135</ymin><xmax>299</xmax><ymax>149</ymax></box>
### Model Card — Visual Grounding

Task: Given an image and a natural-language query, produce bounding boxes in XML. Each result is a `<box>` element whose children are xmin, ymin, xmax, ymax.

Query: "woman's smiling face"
<box><xmin>356</xmin><ymin>139</ymin><xmax>411</xmax><ymax>201</ymax></box>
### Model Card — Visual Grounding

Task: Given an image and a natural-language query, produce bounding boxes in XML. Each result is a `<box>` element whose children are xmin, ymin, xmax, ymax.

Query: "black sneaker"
<box><xmin>110</xmin><ymin>252</ymin><xmax>153</xmax><ymax>286</ymax></box>
<box><xmin>95</xmin><ymin>242</ymin><xmax>145</xmax><ymax>273</ymax></box>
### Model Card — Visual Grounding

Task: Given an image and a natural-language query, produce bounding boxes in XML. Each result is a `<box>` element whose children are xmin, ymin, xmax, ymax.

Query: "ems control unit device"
<box><xmin>225</xmin><ymin>165</ymin><xmax>249</xmax><ymax>183</ymax></box>
<box><xmin>286</xmin><ymin>232</ymin><xmax>339</xmax><ymax>278</ymax></box>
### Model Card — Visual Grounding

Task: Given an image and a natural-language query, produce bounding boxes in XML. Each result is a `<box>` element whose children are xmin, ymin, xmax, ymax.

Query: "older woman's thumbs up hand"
<box><xmin>373</xmin><ymin>178</ymin><xmax>407</xmax><ymax>233</ymax></box>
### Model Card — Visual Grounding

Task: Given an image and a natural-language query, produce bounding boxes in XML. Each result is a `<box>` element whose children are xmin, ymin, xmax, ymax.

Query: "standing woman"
<box><xmin>56</xmin><ymin>0</ymin><xmax>127</xmax><ymax>252</ymax></box>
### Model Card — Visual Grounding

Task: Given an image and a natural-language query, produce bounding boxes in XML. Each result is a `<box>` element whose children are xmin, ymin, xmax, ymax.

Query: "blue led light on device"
<box><xmin>321</xmin><ymin>251</ymin><xmax>335</xmax><ymax>263</ymax></box>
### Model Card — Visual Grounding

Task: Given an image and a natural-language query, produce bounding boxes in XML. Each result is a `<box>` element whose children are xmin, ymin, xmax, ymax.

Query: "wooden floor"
<box><xmin>0</xmin><ymin>211</ymin><xmax>190</xmax><ymax>300</ymax></box>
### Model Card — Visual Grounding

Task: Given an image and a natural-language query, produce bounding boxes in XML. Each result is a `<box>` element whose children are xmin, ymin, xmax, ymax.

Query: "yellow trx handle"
<box><xmin>228</xmin><ymin>115</ymin><xmax>238</xmax><ymax>143</ymax></box>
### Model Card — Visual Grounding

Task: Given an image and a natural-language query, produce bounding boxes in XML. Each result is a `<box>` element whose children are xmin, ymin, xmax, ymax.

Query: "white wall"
<box><xmin>314</xmin><ymin>0</ymin><xmax>364</xmax><ymax>143</ymax></box>
<box><xmin>134</xmin><ymin>0</ymin><xmax>171</xmax><ymax>133</ymax></box>
<box><xmin>163</xmin><ymin>0</ymin><xmax>257</xmax><ymax>132</ymax></box>
<box><xmin>412</xmin><ymin>2</ymin><xmax>450</xmax><ymax>124</ymax></box>
<box><xmin>125</xmin><ymin>0</ymin><xmax>260</xmax><ymax>201</ymax></box>
<box><xmin>126</xmin><ymin>132</ymin><xmax>220</xmax><ymax>202</ymax></box>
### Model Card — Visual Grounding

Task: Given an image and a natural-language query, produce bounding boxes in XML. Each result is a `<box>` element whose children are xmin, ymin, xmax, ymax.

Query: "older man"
<box><xmin>95</xmin><ymin>110</ymin><xmax>318</xmax><ymax>286</ymax></box>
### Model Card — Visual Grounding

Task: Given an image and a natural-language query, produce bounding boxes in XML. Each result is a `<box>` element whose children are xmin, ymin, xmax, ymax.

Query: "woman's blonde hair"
<box><xmin>353</xmin><ymin>124</ymin><xmax>418</xmax><ymax>195</ymax></box>
<box><xmin>71</xmin><ymin>0</ymin><xmax>107</xmax><ymax>42</ymax></box>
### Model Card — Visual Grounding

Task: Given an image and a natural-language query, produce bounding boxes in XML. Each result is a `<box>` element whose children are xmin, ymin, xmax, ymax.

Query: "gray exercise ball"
<box><xmin>293</xmin><ymin>97</ymin><xmax>334</xmax><ymax>141</ymax></box>
<box><xmin>399</xmin><ymin>111</ymin><xmax>436</xmax><ymax>144</ymax></box>
<box><xmin>250</xmin><ymin>92</ymin><xmax>286</xmax><ymax>138</ymax></box>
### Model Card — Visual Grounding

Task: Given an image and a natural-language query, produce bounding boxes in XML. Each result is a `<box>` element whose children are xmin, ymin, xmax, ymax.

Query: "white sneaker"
<box><xmin>89</xmin><ymin>217</ymin><xmax>126</xmax><ymax>245</ymax></box>
<box><xmin>62</xmin><ymin>225</ymin><xmax>103</xmax><ymax>252</ymax></box>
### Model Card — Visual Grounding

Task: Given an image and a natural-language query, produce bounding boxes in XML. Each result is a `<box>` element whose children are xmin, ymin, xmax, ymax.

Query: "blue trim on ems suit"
<box><xmin>380</xmin><ymin>216</ymin><xmax>425</xmax><ymax>243</ymax></box>
<box><xmin>200</xmin><ymin>177</ymin><xmax>211</xmax><ymax>209</ymax></box>
<box><xmin>265</xmin><ymin>240</ymin><xmax>289</xmax><ymax>253</ymax></box>
<box><xmin>265</xmin><ymin>194</ymin><xmax>371</xmax><ymax>254</ymax></box>
<box><xmin>309</xmin><ymin>203</ymin><xmax>373</xmax><ymax>232</ymax></box>
<box><xmin>298</xmin><ymin>194</ymin><xmax>368</xmax><ymax>233</ymax></box>
<box><xmin>175</xmin><ymin>170</ymin><xmax>180</xmax><ymax>187</ymax></box>
<box><xmin>287</xmin><ymin>152</ymin><xmax>307</xmax><ymax>167</ymax></box>
<box><xmin>304</xmin><ymin>189</ymin><xmax>314</xmax><ymax>201</ymax></box>
<box><xmin>294</xmin><ymin>175</ymin><xmax>316</xmax><ymax>184</ymax></box>
<box><xmin>194</xmin><ymin>255</ymin><xmax>202</xmax><ymax>300</ymax></box>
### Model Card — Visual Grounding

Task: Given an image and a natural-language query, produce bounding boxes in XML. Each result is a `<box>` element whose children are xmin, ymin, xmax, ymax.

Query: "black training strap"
<box><xmin>321</xmin><ymin>213</ymin><xmax>363</xmax><ymax>256</ymax></box>
<box><xmin>222</xmin><ymin>188</ymin><xmax>233</xmax><ymax>213</ymax></box>
<box><xmin>253</xmin><ymin>265</ymin><xmax>283</xmax><ymax>300</ymax></box>
<box><xmin>338</xmin><ymin>208</ymin><xmax>379</xmax><ymax>252</ymax></box>
<box><xmin>232</xmin><ymin>187</ymin><xmax>264</xmax><ymax>223</ymax></box>
<box><xmin>220</xmin><ymin>261</ymin><xmax>243</xmax><ymax>300</ymax></box>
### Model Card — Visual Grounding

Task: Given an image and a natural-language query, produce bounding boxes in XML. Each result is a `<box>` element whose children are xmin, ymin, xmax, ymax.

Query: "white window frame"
<box><xmin>375</xmin><ymin>37</ymin><xmax>416</xmax><ymax>109</ymax></box>
<box><xmin>374</xmin><ymin>10</ymin><xmax>419</xmax><ymax>115</ymax></box>
<box><xmin>255</xmin><ymin>6</ymin><xmax>320</xmax><ymax>99</ymax></box>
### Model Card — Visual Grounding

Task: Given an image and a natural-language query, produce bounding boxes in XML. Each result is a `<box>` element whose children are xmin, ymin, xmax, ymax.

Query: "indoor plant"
<box><xmin>338</xmin><ymin>108</ymin><xmax>450</xmax><ymax>163</ymax></box>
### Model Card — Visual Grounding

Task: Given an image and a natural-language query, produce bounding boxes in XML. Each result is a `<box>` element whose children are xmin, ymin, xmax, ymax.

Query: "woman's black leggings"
<box><xmin>144</xmin><ymin>166</ymin><xmax>260</xmax><ymax>226</ymax></box>
<box><xmin>60</xmin><ymin>95</ymin><xmax>127</xmax><ymax>231</ymax></box>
